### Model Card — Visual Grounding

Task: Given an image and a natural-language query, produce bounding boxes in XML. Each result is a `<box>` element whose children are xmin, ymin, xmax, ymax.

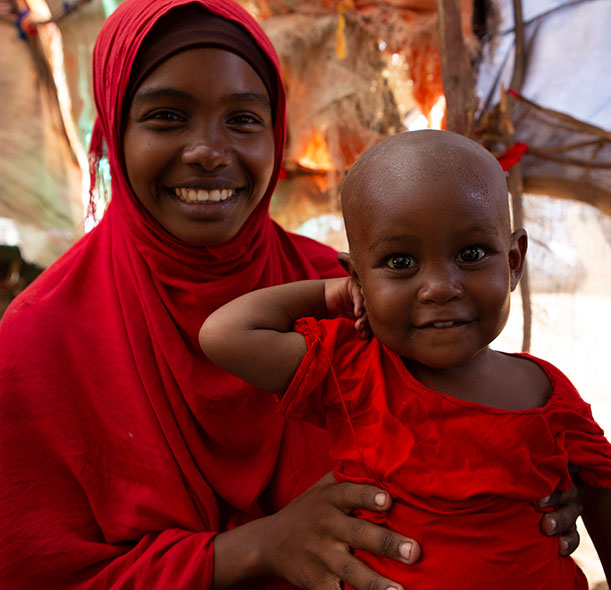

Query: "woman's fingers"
<box><xmin>321</xmin><ymin>551</ymin><xmax>403</xmax><ymax>590</ymax></box>
<box><xmin>538</xmin><ymin>472</ymin><xmax>580</xmax><ymax>509</ymax></box>
<box><xmin>258</xmin><ymin>475</ymin><xmax>420</xmax><ymax>590</ymax></box>
<box><xmin>538</xmin><ymin>475</ymin><xmax>583</xmax><ymax>555</ymax></box>
<box><xmin>539</xmin><ymin>498</ymin><xmax>583</xmax><ymax>534</ymax></box>
<box><xmin>539</xmin><ymin>503</ymin><xmax>582</xmax><ymax>556</ymax></box>
<box><xmin>343</xmin><ymin>510</ymin><xmax>419</xmax><ymax>564</ymax></box>
<box><xmin>312</xmin><ymin>473</ymin><xmax>391</xmax><ymax>512</ymax></box>
<box><xmin>559</xmin><ymin>525</ymin><xmax>580</xmax><ymax>557</ymax></box>
<box><xmin>324</xmin><ymin>481</ymin><xmax>420</xmax><ymax>564</ymax></box>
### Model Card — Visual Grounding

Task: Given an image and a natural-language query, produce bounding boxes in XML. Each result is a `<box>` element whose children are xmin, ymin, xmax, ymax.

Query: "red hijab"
<box><xmin>0</xmin><ymin>1</ymin><xmax>342</xmax><ymax>588</ymax></box>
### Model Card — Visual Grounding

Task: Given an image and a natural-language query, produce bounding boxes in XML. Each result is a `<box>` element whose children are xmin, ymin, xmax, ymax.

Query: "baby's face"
<box><xmin>343</xmin><ymin>133</ymin><xmax>525</xmax><ymax>370</ymax></box>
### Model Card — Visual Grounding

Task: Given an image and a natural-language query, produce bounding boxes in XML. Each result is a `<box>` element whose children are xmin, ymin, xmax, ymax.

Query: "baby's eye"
<box><xmin>386</xmin><ymin>255</ymin><xmax>415</xmax><ymax>270</ymax></box>
<box><xmin>457</xmin><ymin>246</ymin><xmax>486</xmax><ymax>263</ymax></box>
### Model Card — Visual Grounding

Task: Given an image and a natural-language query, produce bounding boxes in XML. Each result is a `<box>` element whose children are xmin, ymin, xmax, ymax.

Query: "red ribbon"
<box><xmin>497</xmin><ymin>142</ymin><xmax>529</xmax><ymax>171</ymax></box>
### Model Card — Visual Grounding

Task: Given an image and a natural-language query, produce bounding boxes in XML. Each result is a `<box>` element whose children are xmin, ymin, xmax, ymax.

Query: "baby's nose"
<box><xmin>417</xmin><ymin>265</ymin><xmax>464</xmax><ymax>303</ymax></box>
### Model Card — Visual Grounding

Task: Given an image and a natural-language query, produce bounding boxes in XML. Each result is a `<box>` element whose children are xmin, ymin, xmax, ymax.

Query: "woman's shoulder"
<box><xmin>0</xmin><ymin>231</ymin><xmax>99</xmax><ymax>341</ymax></box>
<box><xmin>279</xmin><ymin>228</ymin><xmax>345</xmax><ymax>279</ymax></box>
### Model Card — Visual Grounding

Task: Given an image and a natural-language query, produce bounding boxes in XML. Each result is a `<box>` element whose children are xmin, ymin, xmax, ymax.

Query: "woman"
<box><xmin>0</xmin><ymin>1</ymin><xmax>582</xmax><ymax>589</ymax></box>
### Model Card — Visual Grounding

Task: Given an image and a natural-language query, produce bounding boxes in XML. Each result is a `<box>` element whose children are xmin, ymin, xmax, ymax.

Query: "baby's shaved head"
<box><xmin>341</xmin><ymin>130</ymin><xmax>510</xmax><ymax>256</ymax></box>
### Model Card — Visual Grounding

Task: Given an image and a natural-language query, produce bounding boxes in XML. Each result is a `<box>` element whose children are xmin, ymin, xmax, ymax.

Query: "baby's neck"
<box><xmin>403</xmin><ymin>350</ymin><xmax>551</xmax><ymax>410</ymax></box>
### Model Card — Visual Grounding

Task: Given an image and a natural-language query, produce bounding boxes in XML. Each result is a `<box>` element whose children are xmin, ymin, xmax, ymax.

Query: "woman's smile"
<box><xmin>174</xmin><ymin>187</ymin><xmax>234</xmax><ymax>204</ymax></box>
<box><xmin>165</xmin><ymin>184</ymin><xmax>248</xmax><ymax>223</ymax></box>
<box><xmin>167</xmin><ymin>185</ymin><xmax>240</xmax><ymax>219</ymax></box>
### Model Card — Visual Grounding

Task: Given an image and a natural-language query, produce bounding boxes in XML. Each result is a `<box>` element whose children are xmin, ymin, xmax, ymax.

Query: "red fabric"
<box><xmin>497</xmin><ymin>141</ymin><xmax>529</xmax><ymax>171</ymax></box>
<box><xmin>0</xmin><ymin>2</ymin><xmax>343</xmax><ymax>589</ymax></box>
<box><xmin>279</xmin><ymin>317</ymin><xmax>611</xmax><ymax>589</ymax></box>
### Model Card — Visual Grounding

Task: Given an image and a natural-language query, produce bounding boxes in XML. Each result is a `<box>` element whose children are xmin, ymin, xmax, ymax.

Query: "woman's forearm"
<box><xmin>212</xmin><ymin>516</ymin><xmax>272</xmax><ymax>588</ymax></box>
<box><xmin>581</xmin><ymin>485</ymin><xmax>611</xmax><ymax>582</ymax></box>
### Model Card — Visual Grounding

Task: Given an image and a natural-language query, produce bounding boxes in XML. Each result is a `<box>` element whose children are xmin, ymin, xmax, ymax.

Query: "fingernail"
<box><xmin>539</xmin><ymin>495</ymin><xmax>551</xmax><ymax>506</ymax></box>
<box><xmin>560</xmin><ymin>538</ymin><xmax>568</xmax><ymax>554</ymax></box>
<box><xmin>548</xmin><ymin>517</ymin><xmax>558</xmax><ymax>533</ymax></box>
<box><xmin>399</xmin><ymin>541</ymin><xmax>412</xmax><ymax>560</ymax></box>
<box><xmin>374</xmin><ymin>492</ymin><xmax>386</xmax><ymax>506</ymax></box>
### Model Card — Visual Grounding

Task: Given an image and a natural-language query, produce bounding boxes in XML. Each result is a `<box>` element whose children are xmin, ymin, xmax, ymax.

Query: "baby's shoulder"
<box><xmin>496</xmin><ymin>352</ymin><xmax>553</xmax><ymax>409</ymax></box>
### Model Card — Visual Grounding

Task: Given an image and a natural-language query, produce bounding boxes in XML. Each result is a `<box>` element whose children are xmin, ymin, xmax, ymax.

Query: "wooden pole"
<box><xmin>436</xmin><ymin>0</ymin><xmax>476</xmax><ymax>135</ymax></box>
<box><xmin>507</xmin><ymin>0</ymin><xmax>532</xmax><ymax>352</ymax></box>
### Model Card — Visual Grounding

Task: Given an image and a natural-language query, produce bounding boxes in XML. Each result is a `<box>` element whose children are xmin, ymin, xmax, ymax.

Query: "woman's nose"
<box><xmin>416</xmin><ymin>265</ymin><xmax>464</xmax><ymax>304</ymax></box>
<box><xmin>181</xmin><ymin>135</ymin><xmax>231</xmax><ymax>171</ymax></box>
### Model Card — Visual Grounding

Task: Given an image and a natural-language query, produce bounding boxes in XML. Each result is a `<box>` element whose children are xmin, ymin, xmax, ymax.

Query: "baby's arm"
<box><xmin>200</xmin><ymin>278</ymin><xmax>362</xmax><ymax>393</ymax></box>
<box><xmin>581</xmin><ymin>485</ymin><xmax>611</xmax><ymax>582</ymax></box>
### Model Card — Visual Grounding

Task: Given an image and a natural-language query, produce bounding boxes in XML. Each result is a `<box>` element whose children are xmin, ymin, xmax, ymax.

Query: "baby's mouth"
<box><xmin>418</xmin><ymin>319</ymin><xmax>469</xmax><ymax>329</ymax></box>
<box><xmin>432</xmin><ymin>321</ymin><xmax>456</xmax><ymax>328</ymax></box>
<box><xmin>174</xmin><ymin>187</ymin><xmax>234</xmax><ymax>204</ymax></box>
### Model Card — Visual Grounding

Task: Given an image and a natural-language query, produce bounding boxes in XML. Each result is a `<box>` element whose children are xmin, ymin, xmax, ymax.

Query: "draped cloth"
<box><xmin>0</xmin><ymin>1</ymin><xmax>342</xmax><ymax>588</ymax></box>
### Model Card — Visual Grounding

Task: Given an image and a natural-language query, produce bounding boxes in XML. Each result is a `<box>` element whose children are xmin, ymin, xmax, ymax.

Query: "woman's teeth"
<box><xmin>175</xmin><ymin>187</ymin><xmax>234</xmax><ymax>203</ymax></box>
<box><xmin>433</xmin><ymin>321</ymin><xmax>455</xmax><ymax>328</ymax></box>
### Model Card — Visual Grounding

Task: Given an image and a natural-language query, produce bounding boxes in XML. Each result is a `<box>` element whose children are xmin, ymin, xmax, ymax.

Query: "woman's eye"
<box><xmin>138</xmin><ymin>110</ymin><xmax>185</xmax><ymax>127</ymax></box>
<box><xmin>149</xmin><ymin>110</ymin><xmax>182</xmax><ymax>122</ymax></box>
<box><xmin>386</xmin><ymin>255</ymin><xmax>414</xmax><ymax>270</ymax></box>
<box><xmin>458</xmin><ymin>246</ymin><xmax>486</xmax><ymax>263</ymax></box>
<box><xmin>228</xmin><ymin>113</ymin><xmax>265</xmax><ymax>128</ymax></box>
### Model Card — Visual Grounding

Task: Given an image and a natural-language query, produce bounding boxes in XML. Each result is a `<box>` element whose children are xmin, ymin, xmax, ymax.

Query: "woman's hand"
<box><xmin>538</xmin><ymin>470</ymin><xmax>584</xmax><ymax>556</ymax></box>
<box><xmin>212</xmin><ymin>473</ymin><xmax>419</xmax><ymax>590</ymax></box>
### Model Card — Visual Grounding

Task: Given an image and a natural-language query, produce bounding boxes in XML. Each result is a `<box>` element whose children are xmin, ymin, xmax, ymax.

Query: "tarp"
<box><xmin>475</xmin><ymin>0</ymin><xmax>611</xmax><ymax>216</ymax></box>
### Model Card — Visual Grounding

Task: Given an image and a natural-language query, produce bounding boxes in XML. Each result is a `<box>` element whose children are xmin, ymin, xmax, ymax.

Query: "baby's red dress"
<box><xmin>278</xmin><ymin>317</ymin><xmax>611</xmax><ymax>589</ymax></box>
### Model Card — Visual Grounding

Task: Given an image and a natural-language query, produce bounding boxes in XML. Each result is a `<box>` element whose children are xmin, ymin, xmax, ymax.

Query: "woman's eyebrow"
<box><xmin>131</xmin><ymin>87</ymin><xmax>191</xmax><ymax>105</ymax></box>
<box><xmin>223</xmin><ymin>92</ymin><xmax>271</xmax><ymax>111</ymax></box>
<box><xmin>130</xmin><ymin>88</ymin><xmax>270</xmax><ymax>112</ymax></box>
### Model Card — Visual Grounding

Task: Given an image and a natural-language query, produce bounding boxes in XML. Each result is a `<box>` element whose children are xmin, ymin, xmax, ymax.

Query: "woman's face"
<box><xmin>123</xmin><ymin>47</ymin><xmax>275</xmax><ymax>246</ymax></box>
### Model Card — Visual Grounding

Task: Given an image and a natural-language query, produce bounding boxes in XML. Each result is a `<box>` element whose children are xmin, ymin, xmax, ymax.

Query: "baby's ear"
<box><xmin>337</xmin><ymin>252</ymin><xmax>360</xmax><ymax>284</ymax></box>
<box><xmin>509</xmin><ymin>228</ymin><xmax>528</xmax><ymax>291</ymax></box>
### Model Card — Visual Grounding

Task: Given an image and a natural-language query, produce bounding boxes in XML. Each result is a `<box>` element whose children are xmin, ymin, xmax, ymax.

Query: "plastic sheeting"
<box><xmin>476</xmin><ymin>0</ymin><xmax>611</xmax><ymax>213</ymax></box>
<box><xmin>0</xmin><ymin>20</ymin><xmax>83</xmax><ymax>266</ymax></box>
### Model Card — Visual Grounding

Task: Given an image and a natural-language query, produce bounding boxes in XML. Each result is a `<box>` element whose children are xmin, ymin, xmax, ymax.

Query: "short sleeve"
<box><xmin>536</xmin><ymin>355</ymin><xmax>611</xmax><ymax>489</ymax></box>
<box><xmin>277</xmin><ymin>316</ymin><xmax>375</xmax><ymax>430</ymax></box>
<box><xmin>556</xmin><ymin>400</ymin><xmax>611</xmax><ymax>489</ymax></box>
<box><xmin>276</xmin><ymin>317</ymin><xmax>336</xmax><ymax>429</ymax></box>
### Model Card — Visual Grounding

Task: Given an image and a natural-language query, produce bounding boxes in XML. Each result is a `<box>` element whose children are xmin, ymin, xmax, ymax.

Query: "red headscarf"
<box><xmin>0</xmin><ymin>1</ymin><xmax>342</xmax><ymax>588</ymax></box>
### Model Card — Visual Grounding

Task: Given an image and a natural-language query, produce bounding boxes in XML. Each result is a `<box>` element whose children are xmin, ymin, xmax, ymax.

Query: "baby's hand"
<box><xmin>324</xmin><ymin>278</ymin><xmax>370</xmax><ymax>339</ymax></box>
<box><xmin>354</xmin><ymin>307</ymin><xmax>371</xmax><ymax>340</ymax></box>
<box><xmin>323</xmin><ymin>277</ymin><xmax>361</xmax><ymax>318</ymax></box>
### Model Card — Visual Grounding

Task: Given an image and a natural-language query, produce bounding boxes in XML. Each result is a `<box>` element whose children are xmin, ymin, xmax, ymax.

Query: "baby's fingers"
<box><xmin>354</xmin><ymin>316</ymin><xmax>370</xmax><ymax>339</ymax></box>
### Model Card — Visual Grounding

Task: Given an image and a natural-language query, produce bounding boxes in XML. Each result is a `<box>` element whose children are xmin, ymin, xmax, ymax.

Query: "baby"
<box><xmin>200</xmin><ymin>130</ymin><xmax>611</xmax><ymax>589</ymax></box>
